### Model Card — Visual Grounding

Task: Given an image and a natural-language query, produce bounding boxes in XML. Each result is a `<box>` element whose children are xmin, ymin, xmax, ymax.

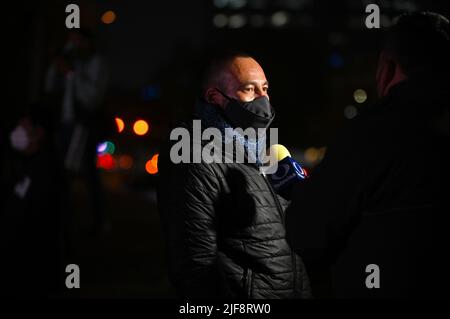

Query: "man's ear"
<box><xmin>376</xmin><ymin>57</ymin><xmax>396</xmax><ymax>97</ymax></box>
<box><xmin>205</xmin><ymin>88</ymin><xmax>223</xmax><ymax>106</ymax></box>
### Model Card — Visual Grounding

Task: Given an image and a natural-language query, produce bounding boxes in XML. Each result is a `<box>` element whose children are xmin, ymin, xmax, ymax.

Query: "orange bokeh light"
<box><xmin>133</xmin><ymin>120</ymin><xmax>149</xmax><ymax>136</ymax></box>
<box><xmin>115</xmin><ymin>117</ymin><xmax>125</xmax><ymax>133</ymax></box>
<box><xmin>101</xmin><ymin>10</ymin><xmax>116</xmax><ymax>24</ymax></box>
<box><xmin>118</xmin><ymin>155</ymin><xmax>133</xmax><ymax>170</ymax></box>
<box><xmin>145</xmin><ymin>154</ymin><xmax>159</xmax><ymax>175</ymax></box>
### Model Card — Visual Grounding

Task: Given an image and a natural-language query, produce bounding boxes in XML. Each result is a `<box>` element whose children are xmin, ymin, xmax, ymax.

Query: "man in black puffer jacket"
<box><xmin>157</xmin><ymin>53</ymin><xmax>311</xmax><ymax>299</ymax></box>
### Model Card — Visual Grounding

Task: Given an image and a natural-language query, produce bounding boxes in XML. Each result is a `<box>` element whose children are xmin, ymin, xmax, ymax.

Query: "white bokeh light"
<box><xmin>344</xmin><ymin>105</ymin><xmax>358</xmax><ymax>119</ymax></box>
<box><xmin>214</xmin><ymin>0</ymin><xmax>229</xmax><ymax>9</ymax></box>
<box><xmin>229</xmin><ymin>0</ymin><xmax>247</xmax><ymax>9</ymax></box>
<box><xmin>213</xmin><ymin>14</ymin><xmax>228</xmax><ymax>28</ymax></box>
<box><xmin>271</xmin><ymin>11</ymin><xmax>289</xmax><ymax>27</ymax></box>
<box><xmin>229</xmin><ymin>14</ymin><xmax>246</xmax><ymax>29</ymax></box>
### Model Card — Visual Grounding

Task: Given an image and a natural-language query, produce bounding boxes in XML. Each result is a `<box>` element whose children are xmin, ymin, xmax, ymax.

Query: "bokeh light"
<box><xmin>305</xmin><ymin>147</ymin><xmax>320</xmax><ymax>164</ymax></box>
<box><xmin>133</xmin><ymin>120</ymin><xmax>149</xmax><ymax>136</ymax></box>
<box><xmin>329</xmin><ymin>52</ymin><xmax>344</xmax><ymax>68</ymax></box>
<box><xmin>145</xmin><ymin>154</ymin><xmax>159</xmax><ymax>175</ymax></box>
<box><xmin>213</xmin><ymin>0</ymin><xmax>229</xmax><ymax>8</ymax></box>
<box><xmin>344</xmin><ymin>105</ymin><xmax>358</xmax><ymax>119</ymax></box>
<box><xmin>229</xmin><ymin>0</ymin><xmax>247</xmax><ymax>9</ymax></box>
<box><xmin>97</xmin><ymin>141</ymin><xmax>115</xmax><ymax>155</ymax></box>
<box><xmin>142</xmin><ymin>85</ymin><xmax>160</xmax><ymax>101</ymax></box>
<box><xmin>97</xmin><ymin>142</ymin><xmax>107</xmax><ymax>154</ymax></box>
<box><xmin>213</xmin><ymin>14</ymin><xmax>228</xmax><ymax>28</ymax></box>
<box><xmin>101</xmin><ymin>10</ymin><xmax>116</xmax><ymax>25</ymax></box>
<box><xmin>304</xmin><ymin>147</ymin><xmax>327</xmax><ymax>166</ymax></box>
<box><xmin>118</xmin><ymin>155</ymin><xmax>134</xmax><ymax>170</ymax></box>
<box><xmin>228</xmin><ymin>14</ymin><xmax>246</xmax><ymax>28</ymax></box>
<box><xmin>97</xmin><ymin>154</ymin><xmax>116</xmax><ymax>170</ymax></box>
<box><xmin>271</xmin><ymin>11</ymin><xmax>289</xmax><ymax>27</ymax></box>
<box><xmin>353</xmin><ymin>89</ymin><xmax>367</xmax><ymax>104</ymax></box>
<box><xmin>115</xmin><ymin>117</ymin><xmax>125</xmax><ymax>133</ymax></box>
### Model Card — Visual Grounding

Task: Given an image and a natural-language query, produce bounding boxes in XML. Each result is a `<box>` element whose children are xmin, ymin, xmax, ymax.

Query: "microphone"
<box><xmin>266</xmin><ymin>144</ymin><xmax>308</xmax><ymax>199</ymax></box>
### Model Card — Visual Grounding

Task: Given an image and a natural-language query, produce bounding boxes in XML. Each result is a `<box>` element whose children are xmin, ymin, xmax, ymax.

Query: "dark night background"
<box><xmin>2</xmin><ymin>0</ymin><xmax>448</xmax><ymax>298</ymax></box>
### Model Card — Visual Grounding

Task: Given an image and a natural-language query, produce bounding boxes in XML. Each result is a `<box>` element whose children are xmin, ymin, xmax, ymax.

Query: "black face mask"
<box><xmin>215</xmin><ymin>89</ymin><xmax>276</xmax><ymax>129</ymax></box>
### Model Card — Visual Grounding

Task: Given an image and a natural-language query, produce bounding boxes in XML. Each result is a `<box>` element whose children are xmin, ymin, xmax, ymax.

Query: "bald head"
<box><xmin>203</xmin><ymin>54</ymin><xmax>269</xmax><ymax>109</ymax></box>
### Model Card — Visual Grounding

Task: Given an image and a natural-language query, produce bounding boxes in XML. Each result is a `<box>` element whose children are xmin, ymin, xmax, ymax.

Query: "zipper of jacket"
<box><xmin>260</xmin><ymin>169</ymin><xmax>297</xmax><ymax>293</ymax></box>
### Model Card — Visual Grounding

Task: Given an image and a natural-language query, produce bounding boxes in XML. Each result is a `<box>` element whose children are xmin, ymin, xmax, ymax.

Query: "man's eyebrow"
<box><xmin>241</xmin><ymin>80</ymin><xmax>269</xmax><ymax>87</ymax></box>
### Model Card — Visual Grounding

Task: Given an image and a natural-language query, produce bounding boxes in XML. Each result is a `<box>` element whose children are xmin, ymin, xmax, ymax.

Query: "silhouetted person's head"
<box><xmin>376</xmin><ymin>12</ymin><xmax>449</xmax><ymax>97</ymax></box>
<box><xmin>65</xmin><ymin>28</ymin><xmax>95</xmax><ymax>59</ymax></box>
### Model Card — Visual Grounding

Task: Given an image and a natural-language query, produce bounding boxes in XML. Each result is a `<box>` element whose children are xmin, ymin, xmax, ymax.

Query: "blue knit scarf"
<box><xmin>194</xmin><ymin>101</ymin><xmax>266</xmax><ymax>166</ymax></box>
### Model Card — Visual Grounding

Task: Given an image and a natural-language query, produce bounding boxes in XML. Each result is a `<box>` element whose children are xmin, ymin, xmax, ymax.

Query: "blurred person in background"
<box><xmin>286</xmin><ymin>12</ymin><xmax>449</xmax><ymax>298</ymax></box>
<box><xmin>0</xmin><ymin>106</ymin><xmax>66</xmax><ymax>297</ymax></box>
<box><xmin>45</xmin><ymin>28</ymin><xmax>109</xmax><ymax>236</ymax></box>
<box><xmin>157</xmin><ymin>52</ymin><xmax>311</xmax><ymax>299</ymax></box>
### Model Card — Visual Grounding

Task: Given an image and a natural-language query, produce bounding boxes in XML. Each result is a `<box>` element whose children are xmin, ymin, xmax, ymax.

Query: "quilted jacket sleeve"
<box><xmin>157</xmin><ymin>150</ymin><xmax>222</xmax><ymax>298</ymax></box>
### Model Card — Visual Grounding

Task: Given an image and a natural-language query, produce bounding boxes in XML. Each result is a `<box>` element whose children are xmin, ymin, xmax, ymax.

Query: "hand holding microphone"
<box><xmin>266</xmin><ymin>144</ymin><xmax>308</xmax><ymax>200</ymax></box>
